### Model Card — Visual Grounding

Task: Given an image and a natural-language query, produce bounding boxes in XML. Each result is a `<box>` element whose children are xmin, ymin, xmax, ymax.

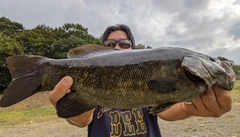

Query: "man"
<box><xmin>49</xmin><ymin>24</ymin><xmax>232</xmax><ymax>137</ymax></box>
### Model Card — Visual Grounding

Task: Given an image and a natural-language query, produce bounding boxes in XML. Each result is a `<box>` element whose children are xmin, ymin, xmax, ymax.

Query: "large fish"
<box><xmin>0</xmin><ymin>45</ymin><xmax>236</xmax><ymax>118</ymax></box>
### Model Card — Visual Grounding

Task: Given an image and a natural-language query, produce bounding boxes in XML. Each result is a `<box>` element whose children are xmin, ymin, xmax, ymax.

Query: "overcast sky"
<box><xmin>1</xmin><ymin>0</ymin><xmax>240</xmax><ymax>64</ymax></box>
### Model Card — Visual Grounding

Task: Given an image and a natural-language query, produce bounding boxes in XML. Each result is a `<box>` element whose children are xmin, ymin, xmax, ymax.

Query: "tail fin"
<box><xmin>0</xmin><ymin>55</ymin><xmax>46</xmax><ymax>107</ymax></box>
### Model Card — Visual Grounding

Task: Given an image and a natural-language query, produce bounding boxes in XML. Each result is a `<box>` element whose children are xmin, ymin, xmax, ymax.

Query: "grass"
<box><xmin>0</xmin><ymin>106</ymin><xmax>57</xmax><ymax>126</ymax></box>
<box><xmin>0</xmin><ymin>80</ymin><xmax>239</xmax><ymax>126</ymax></box>
<box><xmin>231</xmin><ymin>80</ymin><xmax>240</xmax><ymax>102</ymax></box>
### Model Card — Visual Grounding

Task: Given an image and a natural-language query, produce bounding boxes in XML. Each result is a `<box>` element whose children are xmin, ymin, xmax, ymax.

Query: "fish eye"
<box><xmin>209</xmin><ymin>57</ymin><xmax>216</xmax><ymax>62</ymax></box>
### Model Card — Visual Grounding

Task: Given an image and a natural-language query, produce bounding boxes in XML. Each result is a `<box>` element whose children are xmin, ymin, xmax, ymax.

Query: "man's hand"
<box><xmin>49</xmin><ymin>76</ymin><xmax>95</xmax><ymax>128</ymax></box>
<box><xmin>182</xmin><ymin>84</ymin><xmax>232</xmax><ymax>117</ymax></box>
<box><xmin>158</xmin><ymin>84</ymin><xmax>232</xmax><ymax>121</ymax></box>
<box><xmin>49</xmin><ymin>76</ymin><xmax>73</xmax><ymax>107</ymax></box>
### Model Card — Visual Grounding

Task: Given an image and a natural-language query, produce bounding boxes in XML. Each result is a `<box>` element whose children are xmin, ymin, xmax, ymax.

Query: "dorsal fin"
<box><xmin>67</xmin><ymin>44</ymin><xmax>114</xmax><ymax>58</ymax></box>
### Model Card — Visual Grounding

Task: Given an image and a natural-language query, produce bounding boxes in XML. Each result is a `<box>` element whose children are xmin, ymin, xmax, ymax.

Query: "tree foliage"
<box><xmin>0</xmin><ymin>17</ymin><xmax>101</xmax><ymax>93</ymax></box>
<box><xmin>0</xmin><ymin>33</ymin><xmax>23</xmax><ymax>91</ymax></box>
<box><xmin>136</xmin><ymin>43</ymin><xmax>152</xmax><ymax>49</ymax></box>
<box><xmin>0</xmin><ymin>17</ymin><xmax>24</xmax><ymax>37</ymax></box>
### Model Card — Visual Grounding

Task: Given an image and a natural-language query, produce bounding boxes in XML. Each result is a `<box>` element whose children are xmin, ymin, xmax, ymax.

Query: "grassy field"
<box><xmin>0</xmin><ymin>92</ymin><xmax>56</xmax><ymax>126</ymax></box>
<box><xmin>231</xmin><ymin>80</ymin><xmax>240</xmax><ymax>102</ymax></box>
<box><xmin>0</xmin><ymin>106</ymin><xmax>56</xmax><ymax>126</ymax></box>
<box><xmin>0</xmin><ymin>80</ymin><xmax>239</xmax><ymax>126</ymax></box>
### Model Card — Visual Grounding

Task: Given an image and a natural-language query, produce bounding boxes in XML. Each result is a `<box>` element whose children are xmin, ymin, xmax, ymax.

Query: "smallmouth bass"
<box><xmin>0</xmin><ymin>45</ymin><xmax>236</xmax><ymax>118</ymax></box>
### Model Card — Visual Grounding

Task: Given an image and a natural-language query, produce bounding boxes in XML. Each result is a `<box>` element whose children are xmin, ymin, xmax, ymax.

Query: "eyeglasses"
<box><xmin>103</xmin><ymin>39</ymin><xmax>132</xmax><ymax>49</ymax></box>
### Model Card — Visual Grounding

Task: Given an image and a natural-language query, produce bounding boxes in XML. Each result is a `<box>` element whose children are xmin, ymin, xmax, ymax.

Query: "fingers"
<box><xmin>182</xmin><ymin>97</ymin><xmax>200</xmax><ymax>116</ymax></box>
<box><xmin>199</xmin><ymin>86</ymin><xmax>219</xmax><ymax>113</ymax></box>
<box><xmin>183</xmin><ymin>84</ymin><xmax>232</xmax><ymax>117</ymax></box>
<box><xmin>48</xmin><ymin>76</ymin><xmax>94</xmax><ymax>128</ymax></box>
<box><xmin>201</xmin><ymin>84</ymin><xmax>232</xmax><ymax>117</ymax></box>
<box><xmin>212</xmin><ymin>84</ymin><xmax>232</xmax><ymax>112</ymax></box>
<box><xmin>49</xmin><ymin>76</ymin><xmax>73</xmax><ymax>107</ymax></box>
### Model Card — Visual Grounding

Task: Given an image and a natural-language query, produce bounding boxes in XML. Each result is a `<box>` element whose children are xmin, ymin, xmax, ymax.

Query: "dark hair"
<box><xmin>102</xmin><ymin>24</ymin><xmax>136</xmax><ymax>49</ymax></box>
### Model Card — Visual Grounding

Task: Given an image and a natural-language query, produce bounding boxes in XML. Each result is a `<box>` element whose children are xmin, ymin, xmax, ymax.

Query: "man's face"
<box><xmin>107</xmin><ymin>30</ymin><xmax>132</xmax><ymax>50</ymax></box>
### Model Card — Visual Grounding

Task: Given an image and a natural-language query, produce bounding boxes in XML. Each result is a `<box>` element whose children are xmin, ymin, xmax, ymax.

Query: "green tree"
<box><xmin>59</xmin><ymin>23</ymin><xmax>101</xmax><ymax>44</ymax></box>
<box><xmin>52</xmin><ymin>35</ymin><xmax>85</xmax><ymax>58</ymax></box>
<box><xmin>136</xmin><ymin>43</ymin><xmax>152</xmax><ymax>49</ymax></box>
<box><xmin>0</xmin><ymin>17</ymin><xmax>24</xmax><ymax>37</ymax></box>
<box><xmin>233</xmin><ymin>65</ymin><xmax>240</xmax><ymax>74</ymax></box>
<box><xmin>0</xmin><ymin>33</ymin><xmax>23</xmax><ymax>92</ymax></box>
<box><xmin>51</xmin><ymin>23</ymin><xmax>101</xmax><ymax>58</ymax></box>
<box><xmin>15</xmin><ymin>24</ymin><xmax>55</xmax><ymax>56</ymax></box>
<box><xmin>0</xmin><ymin>17</ymin><xmax>25</xmax><ymax>93</ymax></box>
<box><xmin>0</xmin><ymin>18</ymin><xmax>102</xmax><ymax>93</ymax></box>
<box><xmin>146</xmin><ymin>45</ymin><xmax>152</xmax><ymax>49</ymax></box>
<box><xmin>136</xmin><ymin>43</ymin><xmax>145</xmax><ymax>49</ymax></box>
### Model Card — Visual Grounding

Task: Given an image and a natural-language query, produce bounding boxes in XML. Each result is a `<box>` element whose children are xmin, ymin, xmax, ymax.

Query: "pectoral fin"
<box><xmin>149</xmin><ymin>102</ymin><xmax>176</xmax><ymax>115</ymax></box>
<box><xmin>147</xmin><ymin>78</ymin><xmax>178</xmax><ymax>94</ymax></box>
<box><xmin>56</xmin><ymin>91</ymin><xmax>95</xmax><ymax>118</ymax></box>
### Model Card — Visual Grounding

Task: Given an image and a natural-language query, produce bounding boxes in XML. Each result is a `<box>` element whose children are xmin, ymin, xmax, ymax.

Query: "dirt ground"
<box><xmin>0</xmin><ymin>92</ymin><xmax>240</xmax><ymax>137</ymax></box>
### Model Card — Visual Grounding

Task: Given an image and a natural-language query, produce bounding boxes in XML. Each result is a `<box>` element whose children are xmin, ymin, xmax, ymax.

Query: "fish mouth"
<box><xmin>183</xmin><ymin>68</ymin><xmax>207</xmax><ymax>89</ymax></box>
